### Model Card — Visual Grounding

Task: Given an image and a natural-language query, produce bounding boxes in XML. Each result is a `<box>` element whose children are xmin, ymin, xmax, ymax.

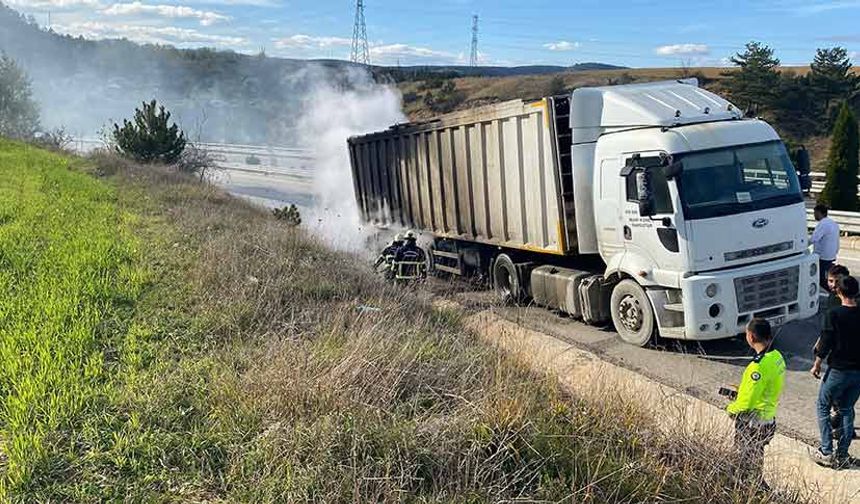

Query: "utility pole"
<box><xmin>469</xmin><ymin>14</ymin><xmax>479</xmax><ymax>67</ymax></box>
<box><xmin>350</xmin><ymin>0</ymin><xmax>370</xmax><ymax>65</ymax></box>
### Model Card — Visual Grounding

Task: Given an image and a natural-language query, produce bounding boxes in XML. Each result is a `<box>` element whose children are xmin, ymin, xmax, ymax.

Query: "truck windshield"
<box><xmin>676</xmin><ymin>141</ymin><xmax>802</xmax><ymax>220</ymax></box>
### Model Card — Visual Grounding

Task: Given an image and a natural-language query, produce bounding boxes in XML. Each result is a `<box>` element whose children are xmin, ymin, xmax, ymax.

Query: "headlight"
<box><xmin>809</xmin><ymin>283</ymin><xmax>818</xmax><ymax>297</ymax></box>
<box><xmin>705</xmin><ymin>283</ymin><xmax>719</xmax><ymax>298</ymax></box>
<box><xmin>810</xmin><ymin>262</ymin><xmax>818</xmax><ymax>278</ymax></box>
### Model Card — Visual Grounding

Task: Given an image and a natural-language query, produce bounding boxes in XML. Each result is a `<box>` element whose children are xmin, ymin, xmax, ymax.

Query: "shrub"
<box><xmin>177</xmin><ymin>142</ymin><xmax>219</xmax><ymax>181</ymax></box>
<box><xmin>31</xmin><ymin>127</ymin><xmax>73</xmax><ymax>152</ymax></box>
<box><xmin>424</xmin><ymin>80</ymin><xmax>464</xmax><ymax>114</ymax></box>
<box><xmin>113</xmin><ymin>99</ymin><xmax>186</xmax><ymax>164</ymax></box>
<box><xmin>273</xmin><ymin>204</ymin><xmax>301</xmax><ymax>226</ymax></box>
<box><xmin>547</xmin><ymin>75</ymin><xmax>567</xmax><ymax>96</ymax></box>
<box><xmin>0</xmin><ymin>52</ymin><xmax>39</xmax><ymax>139</ymax></box>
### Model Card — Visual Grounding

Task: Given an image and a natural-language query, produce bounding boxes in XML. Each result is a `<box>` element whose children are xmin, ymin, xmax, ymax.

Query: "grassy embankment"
<box><xmin>0</xmin><ymin>139</ymin><xmax>807</xmax><ymax>502</ymax></box>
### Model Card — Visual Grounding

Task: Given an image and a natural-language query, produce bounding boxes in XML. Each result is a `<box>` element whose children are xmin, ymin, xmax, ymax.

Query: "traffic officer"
<box><xmin>726</xmin><ymin>318</ymin><xmax>785</xmax><ymax>484</ymax></box>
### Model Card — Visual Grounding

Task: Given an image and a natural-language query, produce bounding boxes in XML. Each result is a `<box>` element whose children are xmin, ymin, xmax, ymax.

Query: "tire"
<box><xmin>610</xmin><ymin>279</ymin><xmax>656</xmax><ymax>347</ymax></box>
<box><xmin>492</xmin><ymin>254</ymin><xmax>522</xmax><ymax>304</ymax></box>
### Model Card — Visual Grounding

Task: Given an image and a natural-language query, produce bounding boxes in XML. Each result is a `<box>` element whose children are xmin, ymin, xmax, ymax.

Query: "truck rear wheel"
<box><xmin>492</xmin><ymin>254</ymin><xmax>522</xmax><ymax>304</ymax></box>
<box><xmin>610</xmin><ymin>279</ymin><xmax>655</xmax><ymax>347</ymax></box>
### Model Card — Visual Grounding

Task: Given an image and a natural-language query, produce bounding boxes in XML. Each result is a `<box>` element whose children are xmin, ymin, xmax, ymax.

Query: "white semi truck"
<box><xmin>347</xmin><ymin>79</ymin><xmax>819</xmax><ymax>345</ymax></box>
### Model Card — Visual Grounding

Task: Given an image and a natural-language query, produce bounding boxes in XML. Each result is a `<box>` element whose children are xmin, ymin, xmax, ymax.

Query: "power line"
<box><xmin>469</xmin><ymin>14</ymin><xmax>479</xmax><ymax>67</ymax></box>
<box><xmin>350</xmin><ymin>0</ymin><xmax>370</xmax><ymax>65</ymax></box>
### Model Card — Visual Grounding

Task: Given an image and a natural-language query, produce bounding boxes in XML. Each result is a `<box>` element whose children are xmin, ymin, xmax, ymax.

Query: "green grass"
<box><xmin>0</xmin><ymin>141</ymin><xmax>808</xmax><ymax>503</ymax></box>
<box><xmin>0</xmin><ymin>140</ymin><xmax>143</xmax><ymax>498</ymax></box>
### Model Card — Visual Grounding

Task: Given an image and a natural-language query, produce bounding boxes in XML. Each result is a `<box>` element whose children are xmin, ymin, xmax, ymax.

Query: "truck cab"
<box><xmin>575</xmin><ymin>81</ymin><xmax>819</xmax><ymax>344</ymax></box>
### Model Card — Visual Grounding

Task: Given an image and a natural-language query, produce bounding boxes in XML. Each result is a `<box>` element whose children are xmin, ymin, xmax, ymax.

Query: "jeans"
<box><xmin>820</xmin><ymin>259</ymin><xmax>834</xmax><ymax>290</ymax></box>
<box><xmin>817</xmin><ymin>367</ymin><xmax>860</xmax><ymax>457</ymax></box>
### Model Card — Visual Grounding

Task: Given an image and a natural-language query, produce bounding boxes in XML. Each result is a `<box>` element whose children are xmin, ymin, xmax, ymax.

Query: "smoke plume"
<box><xmin>295</xmin><ymin>66</ymin><xmax>405</xmax><ymax>254</ymax></box>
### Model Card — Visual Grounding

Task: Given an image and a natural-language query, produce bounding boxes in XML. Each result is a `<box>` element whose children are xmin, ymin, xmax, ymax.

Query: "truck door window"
<box><xmin>625</xmin><ymin>165</ymin><xmax>673</xmax><ymax>214</ymax></box>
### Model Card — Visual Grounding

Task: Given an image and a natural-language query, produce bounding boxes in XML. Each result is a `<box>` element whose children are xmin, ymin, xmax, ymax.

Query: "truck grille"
<box><xmin>734</xmin><ymin>266</ymin><xmax>799</xmax><ymax>314</ymax></box>
<box><xmin>724</xmin><ymin>241</ymin><xmax>793</xmax><ymax>262</ymax></box>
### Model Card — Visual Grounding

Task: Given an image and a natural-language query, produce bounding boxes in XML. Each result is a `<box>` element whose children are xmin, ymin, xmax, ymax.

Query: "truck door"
<box><xmin>595</xmin><ymin>158</ymin><xmax>624</xmax><ymax>259</ymax></box>
<box><xmin>620</xmin><ymin>153</ymin><xmax>683</xmax><ymax>286</ymax></box>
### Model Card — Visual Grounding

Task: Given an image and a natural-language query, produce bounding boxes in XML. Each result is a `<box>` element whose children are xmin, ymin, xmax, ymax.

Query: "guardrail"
<box><xmin>809</xmin><ymin>171</ymin><xmax>860</xmax><ymax>197</ymax></box>
<box><xmin>806</xmin><ymin>208</ymin><xmax>860</xmax><ymax>235</ymax></box>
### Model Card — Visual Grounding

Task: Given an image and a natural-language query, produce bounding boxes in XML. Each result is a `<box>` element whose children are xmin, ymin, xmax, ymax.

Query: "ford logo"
<box><xmin>752</xmin><ymin>218</ymin><xmax>769</xmax><ymax>229</ymax></box>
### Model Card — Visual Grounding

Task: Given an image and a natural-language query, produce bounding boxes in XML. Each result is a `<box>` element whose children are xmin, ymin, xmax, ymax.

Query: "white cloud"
<box><xmin>55</xmin><ymin>21</ymin><xmax>247</xmax><ymax>46</ymax></box>
<box><xmin>655</xmin><ymin>43</ymin><xmax>710</xmax><ymax>56</ymax></box>
<box><xmin>789</xmin><ymin>1</ymin><xmax>860</xmax><ymax>14</ymax></box>
<box><xmin>543</xmin><ymin>40</ymin><xmax>580</xmax><ymax>51</ymax></box>
<box><xmin>273</xmin><ymin>34</ymin><xmax>352</xmax><ymax>50</ymax></box>
<box><xmin>5</xmin><ymin>0</ymin><xmax>100</xmax><ymax>7</ymax></box>
<box><xmin>370</xmin><ymin>43</ymin><xmax>452</xmax><ymax>60</ymax></box>
<box><xmin>271</xmin><ymin>34</ymin><xmax>458</xmax><ymax>64</ymax></box>
<box><xmin>102</xmin><ymin>2</ymin><xmax>230</xmax><ymax>26</ymax></box>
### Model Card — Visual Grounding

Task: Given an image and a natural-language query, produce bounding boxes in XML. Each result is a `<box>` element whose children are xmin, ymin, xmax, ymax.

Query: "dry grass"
<box><xmin>4</xmin><ymin>146</ymin><xmax>813</xmax><ymax>502</ymax></box>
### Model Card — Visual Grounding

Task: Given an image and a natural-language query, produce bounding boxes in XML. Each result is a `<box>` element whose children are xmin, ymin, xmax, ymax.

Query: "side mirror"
<box><xmin>636</xmin><ymin>170</ymin><xmax>656</xmax><ymax>217</ymax></box>
<box><xmin>664</xmin><ymin>161</ymin><xmax>683</xmax><ymax>180</ymax></box>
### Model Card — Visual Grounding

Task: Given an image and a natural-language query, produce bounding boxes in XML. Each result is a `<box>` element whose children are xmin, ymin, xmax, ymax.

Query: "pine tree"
<box><xmin>809</xmin><ymin>47</ymin><xmax>857</xmax><ymax>126</ymax></box>
<box><xmin>722</xmin><ymin>41</ymin><xmax>781</xmax><ymax>115</ymax></box>
<box><xmin>112</xmin><ymin>100</ymin><xmax>186</xmax><ymax>164</ymax></box>
<box><xmin>820</xmin><ymin>102</ymin><xmax>860</xmax><ymax>210</ymax></box>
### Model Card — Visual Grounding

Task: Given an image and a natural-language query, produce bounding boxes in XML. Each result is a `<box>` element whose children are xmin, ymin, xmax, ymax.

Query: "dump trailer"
<box><xmin>347</xmin><ymin>79</ymin><xmax>819</xmax><ymax>345</ymax></box>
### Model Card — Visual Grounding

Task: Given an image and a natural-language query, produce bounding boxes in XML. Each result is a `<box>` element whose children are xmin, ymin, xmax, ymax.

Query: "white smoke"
<box><xmin>295</xmin><ymin>67</ymin><xmax>406</xmax><ymax>254</ymax></box>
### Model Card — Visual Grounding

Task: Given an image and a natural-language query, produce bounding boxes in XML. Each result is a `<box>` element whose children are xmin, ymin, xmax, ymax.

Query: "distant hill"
<box><xmin>378</xmin><ymin>63</ymin><xmax>626</xmax><ymax>79</ymax></box>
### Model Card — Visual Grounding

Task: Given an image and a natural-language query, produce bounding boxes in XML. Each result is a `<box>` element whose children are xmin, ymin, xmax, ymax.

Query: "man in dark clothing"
<box><xmin>374</xmin><ymin>234</ymin><xmax>404</xmax><ymax>269</ymax></box>
<box><xmin>811</xmin><ymin>276</ymin><xmax>860</xmax><ymax>468</ymax></box>
<box><xmin>373</xmin><ymin>234</ymin><xmax>404</xmax><ymax>281</ymax></box>
<box><xmin>393</xmin><ymin>230</ymin><xmax>426</xmax><ymax>281</ymax></box>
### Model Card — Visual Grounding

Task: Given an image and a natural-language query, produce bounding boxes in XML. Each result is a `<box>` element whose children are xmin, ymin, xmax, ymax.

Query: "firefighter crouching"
<box><xmin>374</xmin><ymin>234</ymin><xmax>404</xmax><ymax>279</ymax></box>
<box><xmin>725</xmin><ymin>318</ymin><xmax>785</xmax><ymax>486</ymax></box>
<box><xmin>392</xmin><ymin>230</ymin><xmax>426</xmax><ymax>282</ymax></box>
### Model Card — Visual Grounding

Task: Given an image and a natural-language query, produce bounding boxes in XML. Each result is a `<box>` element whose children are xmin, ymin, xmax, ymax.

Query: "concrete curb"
<box><xmin>462</xmin><ymin>309</ymin><xmax>860</xmax><ymax>503</ymax></box>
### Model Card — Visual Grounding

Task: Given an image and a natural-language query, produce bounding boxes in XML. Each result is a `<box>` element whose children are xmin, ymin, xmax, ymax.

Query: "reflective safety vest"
<box><xmin>727</xmin><ymin>348</ymin><xmax>785</xmax><ymax>421</ymax></box>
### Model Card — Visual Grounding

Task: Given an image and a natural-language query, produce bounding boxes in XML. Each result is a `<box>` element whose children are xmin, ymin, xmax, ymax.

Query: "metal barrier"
<box><xmin>806</xmin><ymin>208</ymin><xmax>860</xmax><ymax>235</ymax></box>
<box><xmin>805</xmin><ymin>172</ymin><xmax>860</xmax><ymax>235</ymax></box>
<box><xmin>809</xmin><ymin>171</ymin><xmax>860</xmax><ymax>197</ymax></box>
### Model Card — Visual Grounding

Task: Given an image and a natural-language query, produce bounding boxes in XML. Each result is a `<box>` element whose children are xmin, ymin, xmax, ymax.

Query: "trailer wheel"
<box><xmin>610</xmin><ymin>279</ymin><xmax>655</xmax><ymax>347</ymax></box>
<box><xmin>492</xmin><ymin>254</ymin><xmax>522</xmax><ymax>304</ymax></box>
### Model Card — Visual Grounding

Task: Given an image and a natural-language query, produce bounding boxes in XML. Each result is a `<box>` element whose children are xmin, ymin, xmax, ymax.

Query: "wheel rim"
<box><xmin>618</xmin><ymin>295</ymin><xmax>643</xmax><ymax>333</ymax></box>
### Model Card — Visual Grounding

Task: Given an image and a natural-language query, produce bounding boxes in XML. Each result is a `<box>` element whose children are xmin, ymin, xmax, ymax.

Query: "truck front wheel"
<box><xmin>610</xmin><ymin>279</ymin><xmax>655</xmax><ymax>347</ymax></box>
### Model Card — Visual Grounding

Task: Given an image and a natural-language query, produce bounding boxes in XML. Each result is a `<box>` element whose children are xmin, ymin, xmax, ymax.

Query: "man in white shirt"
<box><xmin>811</xmin><ymin>204</ymin><xmax>840</xmax><ymax>289</ymax></box>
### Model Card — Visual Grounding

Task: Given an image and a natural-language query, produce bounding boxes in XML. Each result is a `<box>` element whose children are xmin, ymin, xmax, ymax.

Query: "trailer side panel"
<box><xmin>349</xmin><ymin>99</ymin><xmax>571</xmax><ymax>255</ymax></box>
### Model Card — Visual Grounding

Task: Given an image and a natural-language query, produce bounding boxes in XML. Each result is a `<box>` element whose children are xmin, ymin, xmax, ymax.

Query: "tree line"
<box><xmin>721</xmin><ymin>41</ymin><xmax>858</xmax><ymax>140</ymax></box>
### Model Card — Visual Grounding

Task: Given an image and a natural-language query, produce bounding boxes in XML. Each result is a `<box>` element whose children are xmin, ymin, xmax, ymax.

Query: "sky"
<box><xmin>6</xmin><ymin>0</ymin><xmax>860</xmax><ymax>67</ymax></box>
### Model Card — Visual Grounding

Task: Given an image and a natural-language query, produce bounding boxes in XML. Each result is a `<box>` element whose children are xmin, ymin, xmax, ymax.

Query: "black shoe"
<box><xmin>833</xmin><ymin>454</ymin><xmax>856</xmax><ymax>469</ymax></box>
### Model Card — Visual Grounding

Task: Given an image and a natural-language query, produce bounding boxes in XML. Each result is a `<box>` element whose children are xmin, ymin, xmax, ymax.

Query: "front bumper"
<box><xmin>678</xmin><ymin>253</ymin><xmax>820</xmax><ymax>340</ymax></box>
